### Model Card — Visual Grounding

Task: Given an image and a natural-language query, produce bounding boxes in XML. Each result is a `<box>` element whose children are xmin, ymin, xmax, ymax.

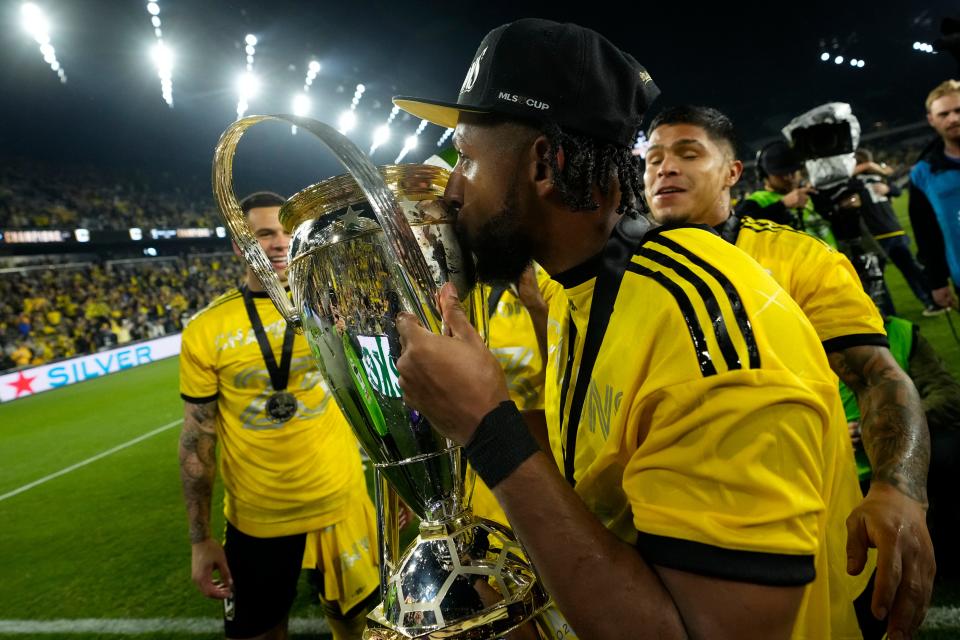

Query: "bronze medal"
<box><xmin>265</xmin><ymin>390</ymin><xmax>298</xmax><ymax>423</ymax></box>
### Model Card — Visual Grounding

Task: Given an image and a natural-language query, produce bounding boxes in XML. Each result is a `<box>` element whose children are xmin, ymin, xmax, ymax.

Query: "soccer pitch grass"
<box><xmin>1</xmin><ymin>194</ymin><xmax>959</xmax><ymax>638</ymax></box>
<box><xmin>0</xmin><ymin>357</ymin><xmax>333</xmax><ymax>639</ymax></box>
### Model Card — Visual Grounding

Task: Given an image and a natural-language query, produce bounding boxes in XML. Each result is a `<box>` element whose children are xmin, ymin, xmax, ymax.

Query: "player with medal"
<box><xmin>178</xmin><ymin>191</ymin><xmax>380</xmax><ymax>640</ymax></box>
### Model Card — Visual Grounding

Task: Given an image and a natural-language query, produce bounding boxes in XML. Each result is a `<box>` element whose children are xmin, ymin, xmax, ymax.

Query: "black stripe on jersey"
<box><xmin>180</xmin><ymin>392</ymin><xmax>219</xmax><ymax>403</ymax></box>
<box><xmin>637</xmin><ymin>247</ymin><xmax>743</xmax><ymax>372</ymax></box>
<box><xmin>636</xmin><ymin>532</ymin><xmax>815</xmax><ymax>586</ymax></box>
<box><xmin>649</xmin><ymin>236</ymin><xmax>762</xmax><ymax>369</ymax></box>
<box><xmin>821</xmin><ymin>333</ymin><xmax>889</xmax><ymax>354</ymax></box>
<box><xmin>625</xmin><ymin>263</ymin><xmax>718</xmax><ymax>377</ymax></box>
<box><xmin>739</xmin><ymin>216</ymin><xmax>830</xmax><ymax>247</ymax></box>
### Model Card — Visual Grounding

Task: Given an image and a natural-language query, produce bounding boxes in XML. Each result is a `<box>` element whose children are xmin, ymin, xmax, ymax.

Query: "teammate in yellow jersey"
<box><xmin>643</xmin><ymin>105</ymin><xmax>934</xmax><ymax>639</ymax></box>
<box><xmin>472</xmin><ymin>267</ymin><xmax>551</xmax><ymax>527</ymax></box>
<box><xmin>178</xmin><ymin>192</ymin><xmax>379</xmax><ymax>640</ymax></box>
<box><xmin>387</xmin><ymin>17</ymin><xmax>879</xmax><ymax>640</ymax></box>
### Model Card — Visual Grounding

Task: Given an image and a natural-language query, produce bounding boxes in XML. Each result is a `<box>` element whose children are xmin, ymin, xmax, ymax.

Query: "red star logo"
<box><xmin>8</xmin><ymin>371</ymin><xmax>36</xmax><ymax>398</ymax></box>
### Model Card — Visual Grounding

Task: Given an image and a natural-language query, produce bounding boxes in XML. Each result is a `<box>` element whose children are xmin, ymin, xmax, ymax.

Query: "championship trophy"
<box><xmin>213</xmin><ymin>114</ymin><xmax>549</xmax><ymax>639</ymax></box>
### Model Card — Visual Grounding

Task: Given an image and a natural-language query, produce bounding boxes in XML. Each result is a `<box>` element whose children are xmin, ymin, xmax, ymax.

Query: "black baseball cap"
<box><xmin>758</xmin><ymin>140</ymin><xmax>803</xmax><ymax>175</ymax></box>
<box><xmin>393</xmin><ymin>18</ymin><xmax>660</xmax><ymax>148</ymax></box>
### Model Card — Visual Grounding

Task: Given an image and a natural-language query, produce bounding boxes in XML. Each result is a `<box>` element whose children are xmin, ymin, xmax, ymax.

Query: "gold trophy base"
<box><xmin>363</xmin><ymin>516</ymin><xmax>550</xmax><ymax>640</ymax></box>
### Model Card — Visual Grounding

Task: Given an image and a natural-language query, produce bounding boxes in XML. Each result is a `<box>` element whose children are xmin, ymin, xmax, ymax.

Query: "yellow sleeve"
<box><xmin>178</xmin><ymin>318</ymin><xmax>219</xmax><ymax>402</ymax></box>
<box><xmin>787</xmin><ymin>237</ymin><xmax>887</xmax><ymax>350</ymax></box>
<box><xmin>623</xmin><ymin>371</ymin><xmax>826</xmax><ymax>584</ymax></box>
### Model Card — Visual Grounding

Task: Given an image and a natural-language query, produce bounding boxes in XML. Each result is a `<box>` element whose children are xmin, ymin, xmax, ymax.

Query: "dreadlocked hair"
<box><xmin>539</xmin><ymin>120</ymin><xmax>644</xmax><ymax>216</ymax></box>
<box><xmin>456</xmin><ymin>112</ymin><xmax>644</xmax><ymax>216</ymax></box>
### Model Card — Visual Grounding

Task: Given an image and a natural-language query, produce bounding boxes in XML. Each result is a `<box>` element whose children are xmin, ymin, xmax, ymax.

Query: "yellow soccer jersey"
<box><xmin>179</xmin><ymin>287</ymin><xmax>366</xmax><ymax>538</ymax></box>
<box><xmin>485</xmin><ymin>267</ymin><xmax>558</xmax><ymax>411</ymax></box>
<box><xmin>475</xmin><ymin>268</ymin><xmax>559</xmax><ymax>526</ymax></box>
<box><xmin>544</xmin><ymin>224</ymin><xmax>870</xmax><ymax>639</ymax></box>
<box><xmin>729</xmin><ymin>215</ymin><xmax>887</xmax><ymax>351</ymax></box>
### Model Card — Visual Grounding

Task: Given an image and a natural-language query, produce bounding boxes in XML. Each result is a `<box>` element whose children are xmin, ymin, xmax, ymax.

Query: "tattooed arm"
<box><xmin>828</xmin><ymin>344</ymin><xmax>935</xmax><ymax>638</ymax></box>
<box><xmin>830</xmin><ymin>345</ymin><xmax>930</xmax><ymax>500</ymax></box>
<box><xmin>179</xmin><ymin>400</ymin><xmax>232</xmax><ymax>599</ymax></box>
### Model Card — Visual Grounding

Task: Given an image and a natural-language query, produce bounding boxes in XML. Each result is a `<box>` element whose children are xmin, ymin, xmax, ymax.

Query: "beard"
<box><xmin>944</xmin><ymin>123</ymin><xmax>960</xmax><ymax>145</ymax></box>
<box><xmin>456</xmin><ymin>182</ymin><xmax>533</xmax><ymax>285</ymax></box>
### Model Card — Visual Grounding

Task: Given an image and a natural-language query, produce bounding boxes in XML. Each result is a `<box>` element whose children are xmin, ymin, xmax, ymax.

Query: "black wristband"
<box><xmin>464</xmin><ymin>401</ymin><xmax>540</xmax><ymax>489</ymax></box>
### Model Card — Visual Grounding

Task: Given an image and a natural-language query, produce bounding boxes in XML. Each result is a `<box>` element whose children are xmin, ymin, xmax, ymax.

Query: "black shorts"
<box><xmin>223</xmin><ymin>522</ymin><xmax>307</xmax><ymax>639</ymax></box>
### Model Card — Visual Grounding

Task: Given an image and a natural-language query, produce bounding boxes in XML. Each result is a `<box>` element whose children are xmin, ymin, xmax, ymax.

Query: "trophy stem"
<box><xmin>374</xmin><ymin>469</ymin><xmax>401</xmax><ymax>606</ymax></box>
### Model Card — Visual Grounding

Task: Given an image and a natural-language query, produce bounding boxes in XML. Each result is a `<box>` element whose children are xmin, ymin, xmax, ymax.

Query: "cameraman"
<box><xmin>735</xmin><ymin>140</ymin><xmax>836</xmax><ymax>246</ymax></box>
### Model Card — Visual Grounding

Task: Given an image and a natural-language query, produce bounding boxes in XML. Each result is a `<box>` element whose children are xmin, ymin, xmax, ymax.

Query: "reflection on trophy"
<box><xmin>213</xmin><ymin>114</ymin><xmax>548</xmax><ymax>639</ymax></box>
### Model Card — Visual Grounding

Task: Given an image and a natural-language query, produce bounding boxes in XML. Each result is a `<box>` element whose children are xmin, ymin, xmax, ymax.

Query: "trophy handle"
<box><xmin>211</xmin><ymin>114</ymin><xmax>442</xmax><ymax>331</ymax></box>
<box><xmin>212</xmin><ymin>115</ymin><xmax>301</xmax><ymax>328</ymax></box>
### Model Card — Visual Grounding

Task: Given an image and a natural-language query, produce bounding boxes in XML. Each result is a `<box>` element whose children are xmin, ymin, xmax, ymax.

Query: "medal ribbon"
<box><xmin>241</xmin><ymin>286</ymin><xmax>295</xmax><ymax>392</ymax></box>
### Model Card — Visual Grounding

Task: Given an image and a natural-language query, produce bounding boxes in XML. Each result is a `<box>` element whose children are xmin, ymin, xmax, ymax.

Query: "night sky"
<box><xmin>1</xmin><ymin>0</ymin><xmax>957</xmax><ymax>198</ymax></box>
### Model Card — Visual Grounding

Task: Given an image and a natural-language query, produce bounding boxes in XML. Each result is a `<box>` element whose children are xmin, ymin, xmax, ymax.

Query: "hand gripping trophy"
<box><xmin>212</xmin><ymin>114</ymin><xmax>549</xmax><ymax>639</ymax></box>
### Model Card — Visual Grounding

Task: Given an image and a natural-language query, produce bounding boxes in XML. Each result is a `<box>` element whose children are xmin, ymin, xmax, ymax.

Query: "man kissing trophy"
<box><xmin>212</xmin><ymin>114</ymin><xmax>548</xmax><ymax>639</ymax></box>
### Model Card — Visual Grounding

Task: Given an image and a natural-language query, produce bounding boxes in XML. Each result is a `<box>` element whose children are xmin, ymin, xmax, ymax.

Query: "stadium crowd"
<box><xmin>0</xmin><ymin>159</ymin><xmax>218</xmax><ymax>231</ymax></box>
<box><xmin>0</xmin><ymin>254</ymin><xmax>244</xmax><ymax>371</ymax></box>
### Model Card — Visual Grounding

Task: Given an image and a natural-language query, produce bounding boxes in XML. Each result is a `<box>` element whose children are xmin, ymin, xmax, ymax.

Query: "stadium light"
<box><xmin>302</xmin><ymin>58</ymin><xmax>320</xmax><ymax>92</ymax></box>
<box><xmin>151</xmin><ymin>41</ymin><xmax>174</xmax><ymax>106</ymax></box>
<box><xmin>152</xmin><ymin>41</ymin><xmax>172</xmax><ymax>69</ymax></box>
<box><xmin>238</xmin><ymin>71</ymin><xmax>259</xmax><ymax>99</ymax></box>
<box><xmin>338</xmin><ymin>83</ymin><xmax>367</xmax><ymax>135</ymax></box>
<box><xmin>144</xmin><ymin>1</ymin><xmax>172</xmax><ymax>105</ymax></box>
<box><xmin>820</xmin><ymin>52</ymin><xmax>829</xmax><ymax>62</ymax></box>
<box><xmin>436</xmin><ymin>127</ymin><xmax>454</xmax><ymax>147</ymax></box>
<box><xmin>396</xmin><ymin>122</ymin><xmax>428</xmax><ymax>163</ymax></box>
<box><xmin>244</xmin><ymin>34</ymin><xmax>257</xmax><ymax>71</ymax></box>
<box><xmin>338</xmin><ymin>110</ymin><xmax>357</xmax><ymax>133</ymax></box>
<box><xmin>235</xmin><ymin>33</ymin><xmax>258</xmax><ymax>119</ymax></box>
<box><xmin>21</xmin><ymin>3</ymin><xmax>66</xmax><ymax>83</ymax></box>
<box><xmin>394</xmin><ymin>135</ymin><xmax>419</xmax><ymax>163</ymax></box>
<box><xmin>370</xmin><ymin>106</ymin><xmax>401</xmax><ymax>155</ymax></box>
<box><xmin>857</xmin><ymin>59</ymin><xmax>865</xmax><ymax>68</ymax></box>
<box><xmin>350</xmin><ymin>83</ymin><xmax>366</xmax><ymax>108</ymax></box>
<box><xmin>289</xmin><ymin>92</ymin><xmax>310</xmax><ymax>134</ymax></box>
<box><xmin>834</xmin><ymin>55</ymin><xmax>843</xmax><ymax>64</ymax></box>
<box><xmin>292</xmin><ymin>94</ymin><xmax>310</xmax><ymax>116</ymax></box>
<box><xmin>21</xmin><ymin>3</ymin><xmax>48</xmax><ymax>40</ymax></box>
<box><xmin>370</xmin><ymin>125</ymin><xmax>391</xmax><ymax>153</ymax></box>
<box><xmin>236</xmin><ymin>71</ymin><xmax>259</xmax><ymax>119</ymax></box>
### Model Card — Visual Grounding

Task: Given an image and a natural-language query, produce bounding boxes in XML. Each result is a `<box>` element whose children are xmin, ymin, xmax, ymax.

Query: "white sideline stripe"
<box><xmin>0</xmin><ymin>610</ymin><xmax>957</xmax><ymax>634</ymax></box>
<box><xmin>0</xmin><ymin>419</ymin><xmax>183</xmax><ymax>503</ymax></box>
<box><xmin>0</xmin><ymin>617</ymin><xmax>331</xmax><ymax>634</ymax></box>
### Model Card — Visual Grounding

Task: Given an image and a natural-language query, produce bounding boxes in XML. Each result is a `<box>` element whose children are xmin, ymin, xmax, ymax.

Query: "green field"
<box><xmin>1</xmin><ymin>192</ymin><xmax>959</xmax><ymax>638</ymax></box>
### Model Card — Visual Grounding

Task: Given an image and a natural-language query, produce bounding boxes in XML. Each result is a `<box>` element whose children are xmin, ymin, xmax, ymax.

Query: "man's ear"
<box><xmin>927</xmin><ymin>111</ymin><xmax>935</xmax><ymax>128</ymax></box>
<box><xmin>727</xmin><ymin>159</ymin><xmax>744</xmax><ymax>187</ymax></box>
<box><xmin>531</xmin><ymin>135</ymin><xmax>561</xmax><ymax>199</ymax></box>
<box><xmin>232</xmin><ymin>239</ymin><xmax>242</xmax><ymax>258</ymax></box>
